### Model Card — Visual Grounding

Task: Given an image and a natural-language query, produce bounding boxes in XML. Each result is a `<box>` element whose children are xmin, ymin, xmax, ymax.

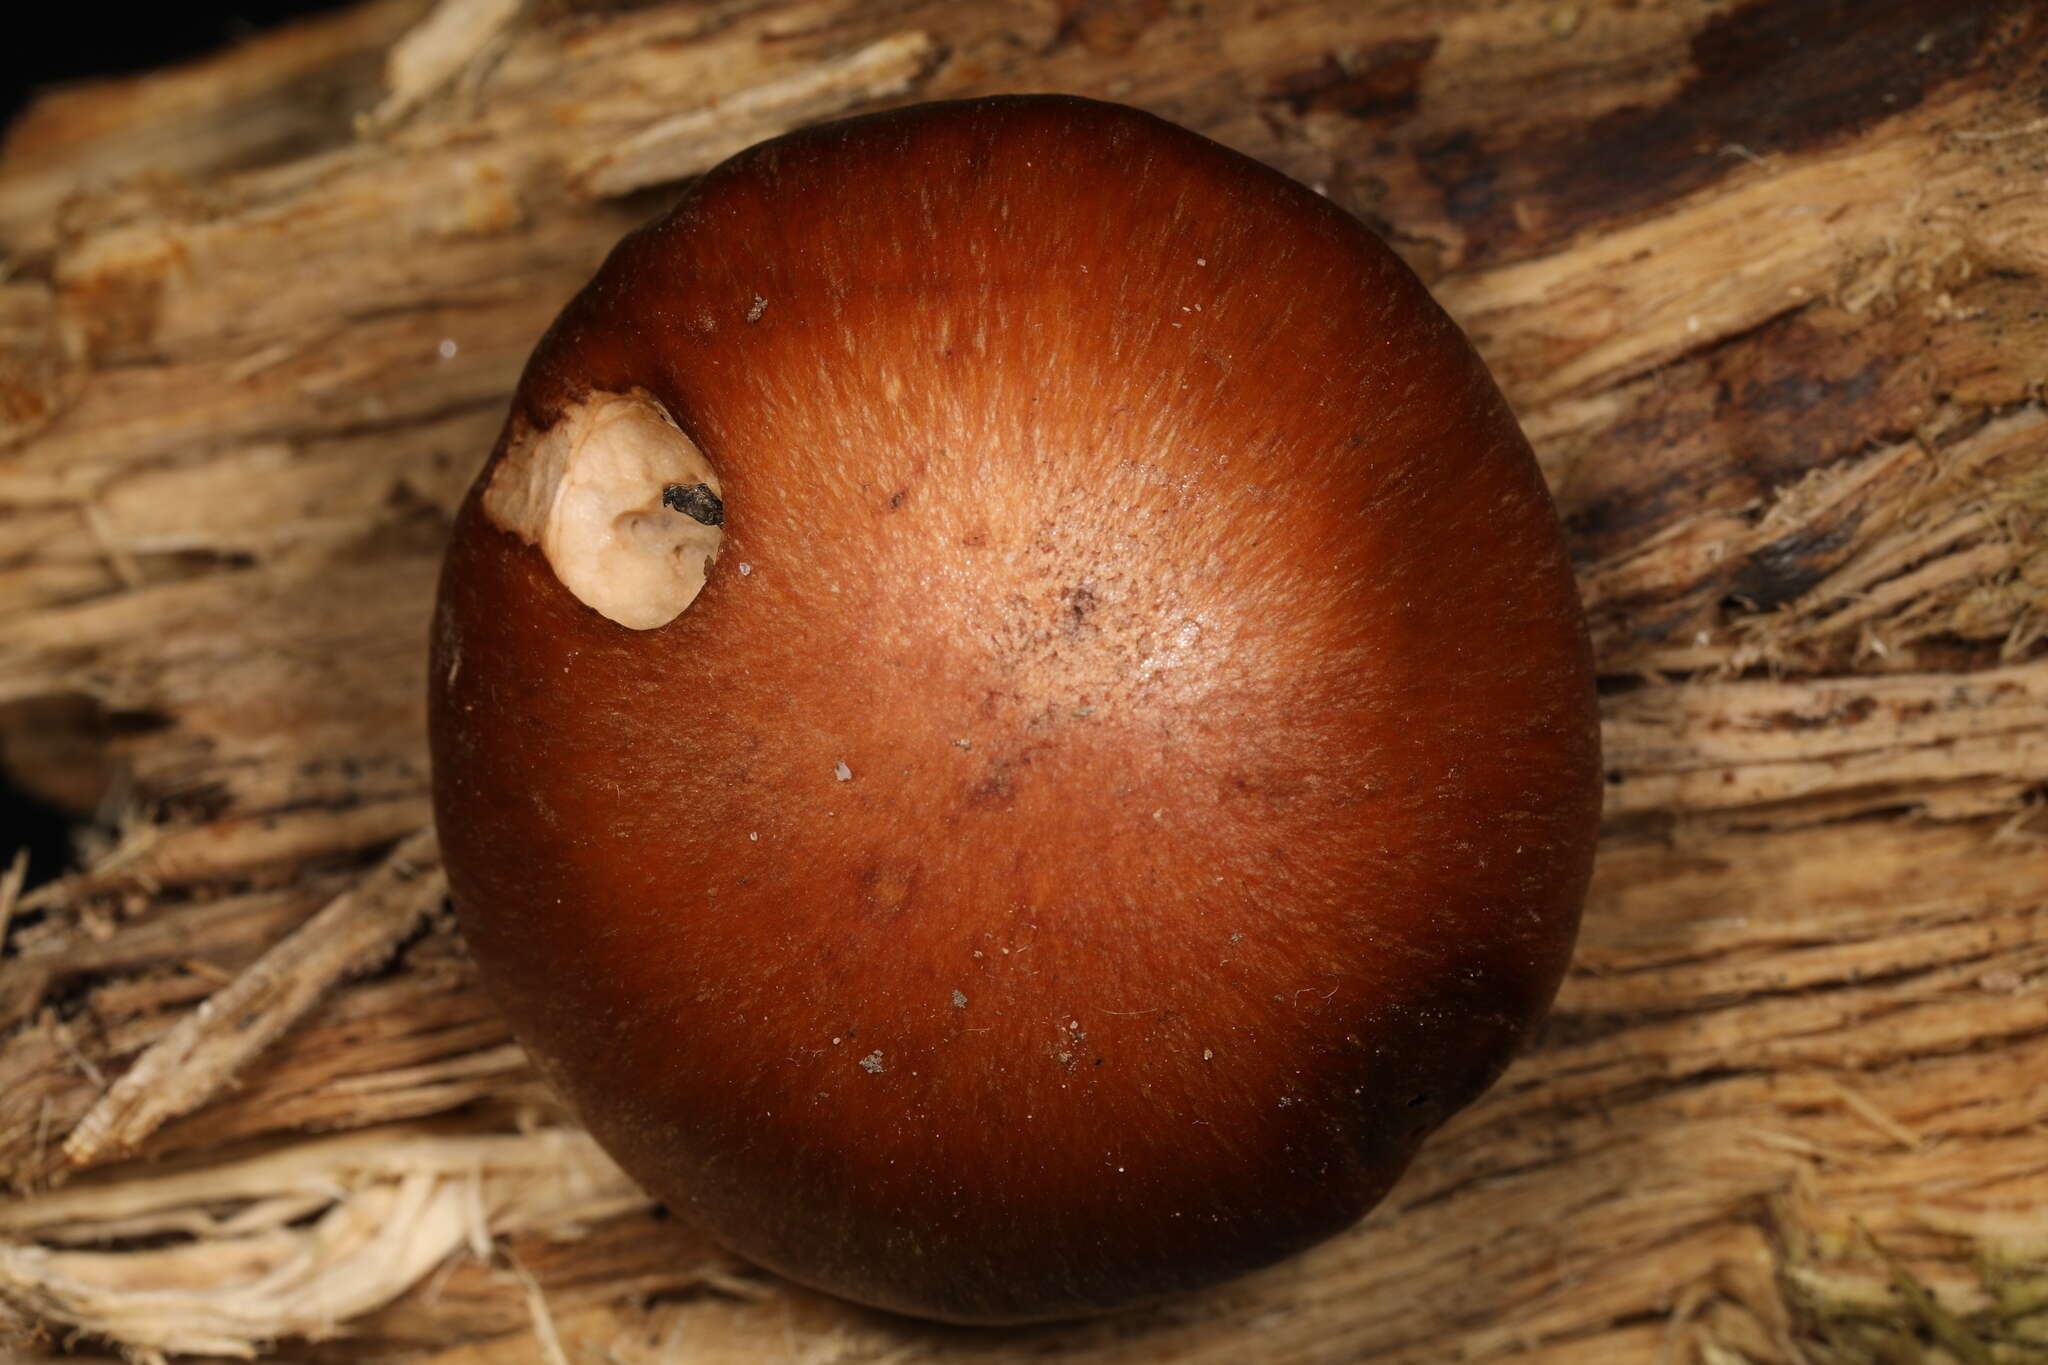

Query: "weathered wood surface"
<box><xmin>0</xmin><ymin>0</ymin><xmax>2044</xmax><ymax>1361</ymax></box>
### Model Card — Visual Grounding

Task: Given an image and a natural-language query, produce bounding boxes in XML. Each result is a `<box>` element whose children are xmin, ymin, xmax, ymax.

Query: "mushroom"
<box><xmin>429</xmin><ymin>95</ymin><xmax>1600</xmax><ymax>1325</ymax></box>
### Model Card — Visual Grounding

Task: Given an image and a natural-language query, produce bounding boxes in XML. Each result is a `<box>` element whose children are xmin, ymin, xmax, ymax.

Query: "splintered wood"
<box><xmin>1</xmin><ymin>0</ymin><xmax>2044</xmax><ymax>1362</ymax></box>
<box><xmin>57</xmin><ymin>829</ymin><xmax>444</xmax><ymax>1170</ymax></box>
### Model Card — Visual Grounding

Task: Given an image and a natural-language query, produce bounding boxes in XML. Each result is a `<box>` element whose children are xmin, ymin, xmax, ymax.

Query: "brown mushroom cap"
<box><xmin>430</xmin><ymin>94</ymin><xmax>1600</xmax><ymax>1324</ymax></box>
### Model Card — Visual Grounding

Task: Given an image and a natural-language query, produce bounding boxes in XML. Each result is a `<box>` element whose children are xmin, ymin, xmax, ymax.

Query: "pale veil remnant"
<box><xmin>482</xmin><ymin>390</ymin><xmax>724</xmax><ymax>629</ymax></box>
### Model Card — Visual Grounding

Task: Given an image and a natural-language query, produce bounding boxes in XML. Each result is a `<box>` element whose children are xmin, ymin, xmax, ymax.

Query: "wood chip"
<box><xmin>59</xmin><ymin>830</ymin><xmax>444</xmax><ymax>1169</ymax></box>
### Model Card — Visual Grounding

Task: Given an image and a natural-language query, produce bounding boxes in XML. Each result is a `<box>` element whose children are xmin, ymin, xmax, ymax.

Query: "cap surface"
<box><xmin>430</xmin><ymin>95</ymin><xmax>1600</xmax><ymax>1323</ymax></box>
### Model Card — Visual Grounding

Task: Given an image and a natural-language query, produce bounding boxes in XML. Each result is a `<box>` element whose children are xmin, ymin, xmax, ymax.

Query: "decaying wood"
<box><xmin>0</xmin><ymin>0</ymin><xmax>2044</xmax><ymax>1361</ymax></box>
<box><xmin>0</xmin><ymin>1126</ymin><xmax>669</xmax><ymax>1358</ymax></box>
<box><xmin>58</xmin><ymin>829</ymin><xmax>443</xmax><ymax>1170</ymax></box>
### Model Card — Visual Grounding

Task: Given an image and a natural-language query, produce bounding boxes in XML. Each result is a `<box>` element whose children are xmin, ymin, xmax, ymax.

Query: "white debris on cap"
<box><xmin>481</xmin><ymin>389</ymin><xmax>723</xmax><ymax>630</ymax></box>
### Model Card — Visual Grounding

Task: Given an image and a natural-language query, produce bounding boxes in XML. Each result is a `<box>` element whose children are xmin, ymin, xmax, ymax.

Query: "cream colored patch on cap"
<box><xmin>482</xmin><ymin>389</ymin><xmax>723</xmax><ymax>629</ymax></box>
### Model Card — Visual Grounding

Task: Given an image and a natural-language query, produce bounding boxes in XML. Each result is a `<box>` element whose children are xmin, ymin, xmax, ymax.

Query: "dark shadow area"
<box><xmin>2</xmin><ymin>2</ymin><xmax>358</xmax><ymax>131</ymax></box>
<box><xmin>0</xmin><ymin>767</ymin><xmax>74</xmax><ymax>894</ymax></box>
<box><xmin>0</xmin><ymin>693</ymin><xmax>127</xmax><ymax>897</ymax></box>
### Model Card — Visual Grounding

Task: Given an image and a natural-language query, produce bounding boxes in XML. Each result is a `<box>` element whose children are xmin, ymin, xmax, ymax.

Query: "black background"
<box><xmin>4</xmin><ymin>2</ymin><xmax>355</xmax><ymax>132</ymax></box>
